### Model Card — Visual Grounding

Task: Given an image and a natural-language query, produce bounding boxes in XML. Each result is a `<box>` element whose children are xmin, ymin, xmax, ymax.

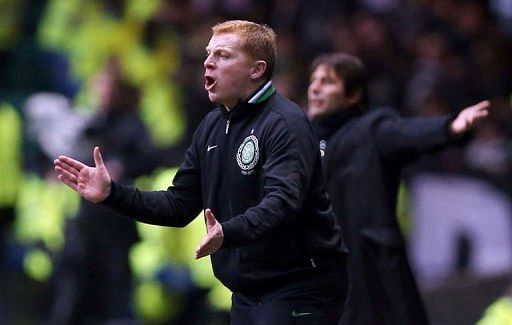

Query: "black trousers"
<box><xmin>230</xmin><ymin>257</ymin><xmax>347</xmax><ymax>325</ymax></box>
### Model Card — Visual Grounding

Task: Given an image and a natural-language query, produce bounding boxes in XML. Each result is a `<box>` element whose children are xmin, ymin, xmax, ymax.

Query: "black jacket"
<box><xmin>104</xmin><ymin>87</ymin><xmax>346</xmax><ymax>294</ymax></box>
<box><xmin>315</xmin><ymin>107</ymin><xmax>454</xmax><ymax>325</ymax></box>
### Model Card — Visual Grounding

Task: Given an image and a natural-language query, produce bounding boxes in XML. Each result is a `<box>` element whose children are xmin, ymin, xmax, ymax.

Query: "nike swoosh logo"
<box><xmin>291</xmin><ymin>311</ymin><xmax>312</xmax><ymax>317</ymax></box>
<box><xmin>207</xmin><ymin>145</ymin><xmax>218</xmax><ymax>152</ymax></box>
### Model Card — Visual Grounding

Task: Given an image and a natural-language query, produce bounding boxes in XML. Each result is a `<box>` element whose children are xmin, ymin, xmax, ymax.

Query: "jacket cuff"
<box><xmin>445</xmin><ymin>114</ymin><xmax>459</xmax><ymax>140</ymax></box>
<box><xmin>220</xmin><ymin>220</ymin><xmax>237</xmax><ymax>248</ymax></box>
<box><xmin>101</xmin><ymin>180</ymin><xmax>119</xmax><ymax>207</ymax></box>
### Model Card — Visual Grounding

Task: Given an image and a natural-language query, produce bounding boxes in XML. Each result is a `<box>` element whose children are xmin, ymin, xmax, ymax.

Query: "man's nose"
<box><xmin>204</xmin><ymin>55</ymin><xmax>214</xmax><ymax>69</ymax></box>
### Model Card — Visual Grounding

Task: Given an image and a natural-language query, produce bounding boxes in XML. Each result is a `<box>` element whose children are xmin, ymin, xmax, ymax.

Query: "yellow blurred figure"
<box><xmin>38</xmin><ymin>0</ymin><xmax>185</xmax><ymax>147</ymax></box>
<box><xmin>0</xmin><ymin>103</ymin><xmax>22</xmax><ymax>208</ymax></box>
<box><xmin>132</xmin><ymin>168</ymin><xmax>231</xmax><ymax>322</ymax></box>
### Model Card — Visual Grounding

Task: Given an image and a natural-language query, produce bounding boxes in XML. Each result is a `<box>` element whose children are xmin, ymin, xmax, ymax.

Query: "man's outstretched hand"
<box><xmin>54</xmin><ymin>146</ymin><xmax>112</xmax><ymax>203</ymax></box>
<box><xmin>195</xmin><ymin>209</ymin><xmax>224</xmax><ymax>259</ymax></box>
<box><xmin>450</xmin><ymin>100</ymin><xmax>490</xmax><ymax>135</ymax></box>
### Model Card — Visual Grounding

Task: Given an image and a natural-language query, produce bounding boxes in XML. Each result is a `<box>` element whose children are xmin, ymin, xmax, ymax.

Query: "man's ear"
<box><xmin>250</xmin><ymin>60</ymin><xmax>267</xmax><ymax>80</ymax></box>
<box><xmin>347</xmin><ymin>89</ymin><xmax>363</xmax><ymax>106</ymax></box>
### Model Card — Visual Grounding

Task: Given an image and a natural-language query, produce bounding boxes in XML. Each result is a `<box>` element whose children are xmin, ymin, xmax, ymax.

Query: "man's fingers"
<box><xmin>196</xmin><ymin>244</ymin><xmax>215</xmax><ymax>259</ymax></box>
<box><xmin>475</xmin><ymin>110</ymin><xmax>489</xmax><ymax>120</ymax></box>
<box><xmin>195</xmin><ymin>240</ymin><xmax>210</xmax><ymax>259</ymax></box>
<box><xmin>204</xmin><ymin>208</ymin><xmax>216</xmax><ymax>227</ymax></box>
<box><xmin>57</xmin><ymin>156</ymin><xmax>87</xmax><ymax>172</ymax></box>
<box><xmin>458</xmin><ymin>100</ymin><xmax>490</xmax><ymax>129</ymax></box>
<box><xmin>477</xmin><ymin>100</ymin><xmax>490</xmax><ymax>109</ymax></box>
<box><xmin>55</xmin><ymin>165</ymin><xmax>79</xmax><ymax>183</ymax></box>
<box><xmin>196</xmin><ymin>246</ymin><xmax>205</xmax><ymax>259</ymax></box>
<box><xmin>54</xmin><ymin>159</ymin><xmax>81</xmax><ymax>177</ymax></box>
<box><xmin>58</xmin><ymin>174</ymin><xmax>78</xmax><ymax>192</ymax></box>
<box><xmin>471</xmin><ymin>100</ymin><xmax>490</xmax><ymax>113</ymax></box>
<box><xmin>469</xmin><ymin>101</ymin><xmax>490</xmax><ymax>123</ymax></box>
<box><xmin>93</xmin><ymin>146</ymin><xmax>105</xmax><ymax>168</ymax></box>
<box><xmin>195</xmin><ymin>250</ymin><xmax>204</xmax><ymax>259</ymax></box>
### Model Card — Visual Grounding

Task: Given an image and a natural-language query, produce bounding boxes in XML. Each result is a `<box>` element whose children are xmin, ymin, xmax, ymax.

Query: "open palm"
<box><xmin>54</xmin><ymin>147</ymin><xmax>112</xmax><ymax>203</ymax></box>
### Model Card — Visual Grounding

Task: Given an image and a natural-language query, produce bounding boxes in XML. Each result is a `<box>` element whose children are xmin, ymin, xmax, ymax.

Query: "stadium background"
<box><xmin>1</xmin><ymin>0</ymin><xmax>512</xmax><ymax>323</ymax></box>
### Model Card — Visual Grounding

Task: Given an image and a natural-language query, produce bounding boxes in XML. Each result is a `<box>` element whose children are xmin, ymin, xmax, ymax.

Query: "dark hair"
<box><xmin>110</xmin><ymin>80</ymin><xmax>140</xmax><ymax>113</ymax></box>
<box><xmin>310</xmin><ymin>52</ymin><xmax>368</xmax><ymax>110</ymax></box>
<box><xmin>102</xmin><ymin>57</ymin><xmax>140</xmax><ymax>113</ymax></box>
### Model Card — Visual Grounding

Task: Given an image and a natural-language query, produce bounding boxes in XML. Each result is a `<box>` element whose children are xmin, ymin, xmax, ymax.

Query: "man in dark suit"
<box><xmin>307</xmin><ymin>52</ymin><xmax>489</xmax><ymax>324</ymax></box>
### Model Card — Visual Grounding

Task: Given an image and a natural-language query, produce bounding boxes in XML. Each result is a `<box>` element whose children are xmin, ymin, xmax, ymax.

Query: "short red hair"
<box><xmin>212</xmin><ymin>20</ymin><xmax>277</xmax><ymax>80</ymax></box>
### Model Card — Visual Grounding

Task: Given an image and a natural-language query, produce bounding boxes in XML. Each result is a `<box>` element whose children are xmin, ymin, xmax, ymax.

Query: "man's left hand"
<box><xmin>195</xmin><ymin>209</ymin><xmax>224</xmax><ymax>259</ymax></box>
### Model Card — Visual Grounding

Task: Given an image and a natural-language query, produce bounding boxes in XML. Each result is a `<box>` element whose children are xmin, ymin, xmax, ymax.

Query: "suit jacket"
<box><xmin>315</xmin><ymin>107</ymin><xmax>454</xmax><ymax>325</ymax></box>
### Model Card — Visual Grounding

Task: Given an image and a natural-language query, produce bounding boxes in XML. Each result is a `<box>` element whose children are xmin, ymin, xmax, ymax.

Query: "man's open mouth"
<box><xmin>205</xmin><ymin>76</ymin><xmax>216</xmax><ymax>90</ymax></box>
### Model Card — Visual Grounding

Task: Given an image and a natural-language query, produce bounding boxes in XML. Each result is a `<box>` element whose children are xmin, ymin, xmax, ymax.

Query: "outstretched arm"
<box><xmin>54</xmin><ymin>146</ymin><xmax>111</xmax><ymax>203</ymax></box>
<box><xmin>449</xmin><ymin>100</ymin><xmax>490</xmax><ymax>136</ymax></box>
<box><xmin>375</xmin><ymin>100</ymin><xmax>491</xmax><ymax>159</ymax></box>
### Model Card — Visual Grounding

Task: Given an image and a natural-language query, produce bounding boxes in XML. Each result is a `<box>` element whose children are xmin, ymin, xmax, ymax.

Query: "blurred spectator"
<box><xmin>48</xmin><ymin>59</ymin><xmax>158</xmax><ymax>324</ymax></box>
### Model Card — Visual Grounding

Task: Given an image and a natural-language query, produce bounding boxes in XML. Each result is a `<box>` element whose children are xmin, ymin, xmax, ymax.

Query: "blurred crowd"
<box><xmin>0</xmin><ymin>0</ymin><xmax>511</xmax><ymax>323</ymax></box>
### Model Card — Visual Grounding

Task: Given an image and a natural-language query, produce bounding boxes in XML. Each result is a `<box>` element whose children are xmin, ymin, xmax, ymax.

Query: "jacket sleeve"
<box><xmin>221</xmin><ymin>115</ymin><xmax>315</xmax><ymax>247</ymax></box>
<box><xmin>374</xmin><ymin>109</ymin><xmax>455</xmax><ymax>161</ymax></box>
<box><xmin>101</xmin><ymin>121</ymin><xmax>205</xmax><ymax>227</ymax></box>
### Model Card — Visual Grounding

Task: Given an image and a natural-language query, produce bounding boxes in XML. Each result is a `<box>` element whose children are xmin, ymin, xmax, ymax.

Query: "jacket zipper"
<box><xmin>225</xmin><ymin>112</ymin><xmax>239</xmax><ymax>287</ymax></box>
<box><xmin>225</xmin><ymin>119</ymin><xmax>230</xmax><ymax>134</ymax></box>
<box><xmin>225</xmin><ymin>114</ymin><xmax>233</xmax><ymax>216</ymax></box>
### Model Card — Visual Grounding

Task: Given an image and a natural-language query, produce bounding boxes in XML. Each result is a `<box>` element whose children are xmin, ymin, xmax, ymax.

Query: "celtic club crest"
<box><xmin>237</xmin><ymin>135</ymin><xmax>259</xmax><ymax>174</ymax></box>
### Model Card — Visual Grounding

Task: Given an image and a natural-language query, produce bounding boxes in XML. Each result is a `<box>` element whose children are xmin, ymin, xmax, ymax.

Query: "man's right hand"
<box><xmin>54</xmin><ymin>146</ymin><xmax>112</xmax><ymax>203</ymax></box>
<box><xmin>449</xmin><ymin>100</ymin><xmax>490</xmax><ymax>135</ymax></box>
